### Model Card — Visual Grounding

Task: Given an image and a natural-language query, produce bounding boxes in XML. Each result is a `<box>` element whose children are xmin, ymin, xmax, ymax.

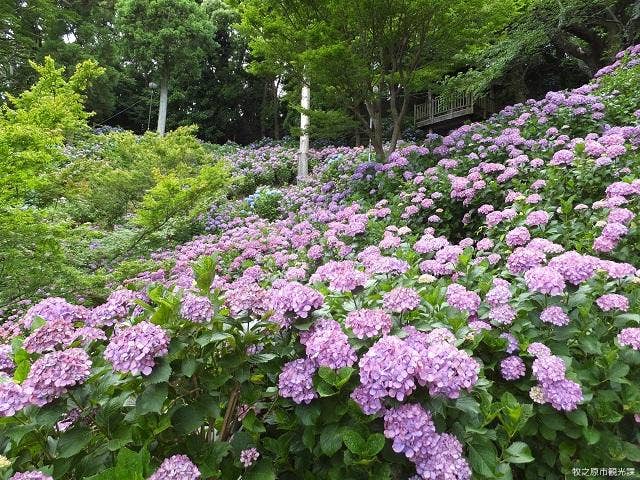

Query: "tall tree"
<box><xmin>239</xmin><ymin>0</ymin><xmax>516</xmax><ymax>158</ymax></box>
<box><xmin>115</xmin><ymin>0</ymin><xmax>214</xmax><ymax>135</ymax></box>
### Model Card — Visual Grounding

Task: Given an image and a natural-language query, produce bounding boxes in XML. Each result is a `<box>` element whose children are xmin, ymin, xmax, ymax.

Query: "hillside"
<box><xmin>1</xmin><ymin>45</ymin><xmax>640</xmax><ymax>480</ymax></box>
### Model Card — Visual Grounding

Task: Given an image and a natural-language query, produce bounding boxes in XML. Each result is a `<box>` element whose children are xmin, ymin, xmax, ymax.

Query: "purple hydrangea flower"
<box><xmin>618</xmin><ymin>328</ymin><xmax>640</xmax><ymax>350</ymax></box>
<box><xmin>527</xmin><ymin>342</ymin><xmax>551</xmax><ymax>358</ymax></box>
<box><xmin>446</xmin><ymin>284</ymin><xmax>481</xmax><ymax>314</ymax></box>
<box><xmin>541</xmin><ymin>379</ymin><xmax>583</xmax><ymax>411</ymax></box>
<box><xmin>301</xmin><ymin>319</ymin><xmax>356</xmax><ymax>369</ymax></box>
<box><xmin>596</xmin><ymin>294</ymin><xmax>629</xmax><ymax>312</ymax></box>
<box><xmin>345</xmin><ymin>309</ymin><xmax>392</xmax><ymax>339</ymax></box>
<box><xmin>0</xmin><ymin>378</ymin><xmax>27</xmax><ymax>417</ymax></box>
<box><xmin>310</xmin><ymin>260</ymin><xmax>369</xmax><ymax>292</ymax></box>
<box><xmin>500</xmin><ymin>356</ymin><xmax>526</xmax><ymax>380</ymax></box>
<box><xmin>0</xmin><ymin>345</ymin><xmax>15</xmax><ymax>374</ymax></box>
<box><xmin>505</xmin><ymin>227</ymin><xmax>531</xmax><ymax>247</ymax></box>
<box><xmin>524</xmin><ymin>267</ymin><xmax>566</xmax><ymax>295</ymax></box>
<box><xmin>383</xmin><ymin>287</ymin><xmax>421</xmax><ymax>313</ymax></box>
<box><xmin>548</xmin><ymin>251</ymin><xmax>597</xmax><ymax>285</ymax></box>
<box><xmin>148</xmin><ymin>454</ymin><xmax>200</xmax><ymax>480</ymax></box>
<box><xmin>278</xmin><ymin>358</ymin><xmax>317</xmax><ymax>404</ymax></box>
<box><xmin>9</xmin><ymin>472</ymin><xmax>54</xmax><ymax>480</ymax></box>
<box><xmin>525</xmin><ymin>210</ymin><xmax>550</xmax><ymax>227</ymax></box>
<box><xmin>22</xmin><ymin>348</ymin><xmax>92</xmax><ymax>407</ymax></box>
<box><xmin>532</xmin><ymin>355</ymin><xmax>566</xmax><ymax>383</ymax></box>
<box><xmin>104</xmin><ymin>321</ymin><xmax>169</xmax><ymax>376</ymax></box>
<box><xmin>540</xmin><ymin>306</ymin><xmax>570</xmax><ymax>326</ymax></box>
<box><xmin>240</xmin><ymin>448</ymin><xmax>260</xmax><ymax>468</ymax></box>
<box><xmin>180</xmin><ymin>292</ymin><xmax>213</xmax><ymax>323</ymax></box>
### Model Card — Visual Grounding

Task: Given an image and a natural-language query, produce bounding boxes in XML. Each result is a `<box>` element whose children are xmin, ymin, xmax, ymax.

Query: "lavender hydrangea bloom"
<box><xmin>489</xmin><ymin>305</ymin><xmax>517</xmax><ymax>325</ymax></box>
<box><xmin>507</xmin><ymin>247</ymin><xmax>545</xmax><ymax>274</ymax></box>
<box><xmin>310</xmin><ymin>260</ymin><xmax>369</xmax><ymax>292</ymax></box>
<box><xmin>500</xmin><ymin>333</ymin><xmax>519</xmax><ymax>353</ymax></box>
<box><xmin>353</xmin><ymin>336</ymin><xmax>422</xmax><ymax>413</ymax></box>
<box><xmin>446</xmin><ymin>284</ymin><xmax>481</xmax><ymax>314</ymax></box>
<box><xmin>524</xmin><ymin>266</ymin><xmax>566</xmax><ymax>295</ymax></box>
<box><xmin>548</xmin><ymin>251</ymin><xmax>596</xmax><ymax>285</ymax></box>
<box><xmin>540</xmin><ymin>306</ymin><xmax>570</xmax><ymax>326</ymax></box>
<box><xmin>9</xmin><ymin>472</ymin><xmax>54</xmax><ymax>480</ymax></box>
<box><xmin>180</xmin><ymin>292</ymin><xmax>213</xmax><ymax>323</ymax></box>
<box><xmin>527</xmin><ymin>342</ymin><xmax>552</xmax><ymax>358</ymax></box>
<box><xmin>240</xmin><ymin>448</ymin><xmax>260</xmax><ymax>468</ymax></box>
<box><xmin>384</xmin><ymin>403</ymin><xmax>437</xmax><ymax>461</ymax></box>
<box><xmin>596</xmin><ymin>293</ymin><xmax>630</xmax><ymax>312</ymax></box>
<box><xmin>525</xmin><ymin>210</ymin><xmax>550</xmax><ymax>227</ymax></box>
<box><xmin>505</xmin><ymin>227</ymin><xmax>531</xmax><ymax>247</ymax></box>
<box><xmin>0</xmin><ymin>345</ymin><xmax>15</xmax><ymax>374</ymax></box>
<box><xmin>0</xmin><ymin>378</ymin><xmax>27</xmax><ymax>417</ymax></box>
<box><xmin>382</xmin><ymin>287</ymin><xmax>421</xmax><ymax>313</ymax></box>
<box><xmin>419</xmin><ymin>342</ymin><xmax>480</xmax><ymax>399</ymax></box>
<box><xmin>88</xmin><ymin>289</ymin><xmax>144</xmax><ymax>327</ymax></box>
<box><xmin>148</xmin><ymin>454</ymin><xmax>200</xmax><ymax>480</ymax></box>
<box><xmin>104</xmin><ymin>321</ymin><xmax>169</xmax><ymax>376</ymax></box>
<box><xmin>22</xmin><ymin>317</ymin><xmax>77</xmax><ymax>354</ymax></box>
<box><xmin>22</xmin><ymin>297</ymin><xmax>86</xmax><ymax>329</ymax></box>
<box><xmin>532</xmin><ymin>355</ymin><xmax>566</xmax><ymax>383</ymax></box>
<box><xmin>301</xmin><ymin>319</ymin><xmax>356</xmax><ymax>369</ymax></box>
<box><xmin>267</xmin><ymin>281</ymin><xmax>324</xmax><ymax>321</ymax></box>
<box><xmin>278</xmin><ymin>358</ymin><xmax>317</xmax><ymax>404</ymax></box>
<box><xmin>541</xmin><ymin>379</ymin><xmax>583</xmax><ymax>411</ymax></box>
<box><xmin>417</xmin><ymin>433</ymin><xmax>472</xmax><ymax>480</ymax></box>
<box><xmin>22</xmin><ymin>348</ymin><xmax>92</xmax><ymax>407</ymax></box>
<box><xmin>617</xmin><ymin>328</ymin><xmax>640</xmax><ymax>350</ymax></box>
<box><xmin>485</xmin><ymin>284</ymin><xmax>511</xmax><ymax>306</ymax></box>
<box><xmin>500</xmin><ymin>356</ymin><xmax>526</xmax><ymax>380</ymax></box>
<box><xmin>345</xmin><ymin>309</ymin><xmax>392</xmax><ymax>339</ymax></box>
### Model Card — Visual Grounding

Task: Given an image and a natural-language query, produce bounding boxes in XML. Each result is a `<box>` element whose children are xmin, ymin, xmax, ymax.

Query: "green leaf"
<box><xmin>181</xmin><ymin>358</ymin><xmax>198</xmax><ymax>377</ymax></box>
<box><xmin>145</xmin><ymin>358</ymin><xmax>172</xmax><ymax>384</ymax></box>
<box><xmin>244</xmin><ymin>459</ymin><xmax>276</xmax><ymax>480</ymax></box>
<box><xmin>113</xmin><ymin>447</ymin><xmax>145</xmax><ymax>480</ymax></box>
<box><xmin>295</xmin><ymin>404</ymin><xmax>321</xmax><ymax>426</ymax></box>
<box><xmin>468</xmin><ymin>436</ymin><xmax>498</xmax><ymax>478</ymax></box>
<box><xmin>567</xmin><ymin>409</ymin><xmax>588</xmax><ymax>427</ymax></box>
<box><xmin>136</xmin><ymin>383</ymin><xmax>167</xmax><ymax>415</ymax></box>
<box><xmin>362</xmin><ymin>433</ymin><xmax>385</xmax><ymax>458</ymax></box>
<box><xmin>57</xmin><ymin>426</ymin><xmax>92</xmax><ymax>458</ymax></box>
<box><xmin>242</xmin><ymin>410</ymin><xmax>266</xmax><ymax>433</ymax></box>
<box><xmin>505</xmin><ymin>442</ymin><xmax>534</xmax><ymax>464</ymax></box>
<box><xmin>172</xmin><ymin>404</ymin><xmax>205</xmax><ymax>434</ymax></box>
<box><xmin>319</xmin><ymin>424</ymin><xmax>342</xmax><ymax>456</ymax></box>
<box><xmin>342</xmin><ymin>429</ymin><xmax>365</xmax><ymax>455</ymax></box>
<box><xmin>456</xmin><ymin>394</ymin><xmax>480</xmax><ymax>415</ymax></box>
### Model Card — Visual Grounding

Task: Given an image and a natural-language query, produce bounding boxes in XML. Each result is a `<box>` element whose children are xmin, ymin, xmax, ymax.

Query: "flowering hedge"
<box><xmin>1</xmin><ymin>47</ymin><xmax>640</xmax><ymax>480</ymax></box>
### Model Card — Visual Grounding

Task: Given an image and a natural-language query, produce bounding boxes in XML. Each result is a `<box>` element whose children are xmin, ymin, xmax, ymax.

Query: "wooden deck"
<box><xmin>414</xmin><ymin>91</ymin><xmax>474</xmax><ymax>127</ymax></box>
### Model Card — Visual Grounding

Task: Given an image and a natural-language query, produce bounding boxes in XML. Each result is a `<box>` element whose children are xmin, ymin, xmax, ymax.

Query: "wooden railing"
<box><xmin>414</xmin><ymin>91</ymin><xmax>474</xmax><ymax>127</ymax></box>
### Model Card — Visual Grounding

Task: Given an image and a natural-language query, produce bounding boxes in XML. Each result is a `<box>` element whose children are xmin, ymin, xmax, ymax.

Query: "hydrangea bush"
<box><xmin>1</xmin><ymin>47</ymin><xmax>640</xmax><ymax>479</ymax></box>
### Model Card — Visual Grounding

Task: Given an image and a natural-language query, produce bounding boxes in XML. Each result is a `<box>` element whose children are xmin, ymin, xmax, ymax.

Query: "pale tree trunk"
<box><xmin>157</xmin><ymin>74</ymin><xmax>168</xmax><ymax>136</ymax></box>
<box><xmin>297</xmin><ymin>80</ymin><xmax>310</xmax><ymax>181</ymax></box>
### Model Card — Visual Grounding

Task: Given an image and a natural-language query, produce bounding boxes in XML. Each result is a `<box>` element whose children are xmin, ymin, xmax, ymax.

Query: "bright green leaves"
<box><xmin>341</xmin><ymin>430</ymin><xmax>385</xmax><ymax>459</ymax></box>
<box><xmin>504</xmin><ymin>442</ymin><xmax>534</xmax><ymax>464</ymax></box>
<box><xmin>84</xmin><ymin>447</ymin><xmax>150</xmax><ymax>480</ymax></box>
<box><xmin>314</xmin><ymin>366</ymin><xmax>355</xmax><ymax>397</ymax></box>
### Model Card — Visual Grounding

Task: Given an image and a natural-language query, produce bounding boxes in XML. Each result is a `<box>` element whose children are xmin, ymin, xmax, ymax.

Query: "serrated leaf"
<box><xmin>57</xmin><ymin>426</ymin><xmax>92</xmax><ymax>458</ymax></box>
<box><xmin>319</xmin><ymin>424</ymin><xmax>342</xmax><ymax>456</ymax></box>
<box><xmin>363</xmin><ymin>433</ymin><xmax>385</xmax><ymax>458</ymax></box>
<box><xmin>468</xmin><ymin>437</ymin><xmax>498</xmax><ymax>477</ymax></box>
<box><xmin>295</xmin><ymin>404</ymin><xmax>320</xmax><ymax>426</ymax></box>
<box><xmin>567</xmin><ymin>409</ymin><xmax>588</xmax><ymax>427</ymax></box>
<box><xmin>172</xmin><ymin>404</ymin><xmax>205</xmax><ymax>434</ymax></box>
<box><xmin>244</xmin><ymin>459</ymin><xmax>275</xmax><ymax>480</ymax></box>
<box><xmin>505</xmin><ymin>441</ymin><xmax>534</xmax><ymax>464</ymax></box>
<box><xmin>136</xmin><ymin>383</ymin><xmax>167</xmax><ymax>415</ymax></box>
<box><xmin>342</xmin><ymin>429</ymin><xmax>365</xmax><ymax>455</ymax></box>
<box><xmin>145</xmin><ymin>358</ymin><xmax>171</xmax><ymax>384</ymax></box>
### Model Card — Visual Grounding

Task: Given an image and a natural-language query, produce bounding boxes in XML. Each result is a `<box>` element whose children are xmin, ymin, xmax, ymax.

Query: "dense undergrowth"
<box><xmin>1</xmin><ymin>47</ymin><xmax>640</xmax><ymax>480</ymax></box>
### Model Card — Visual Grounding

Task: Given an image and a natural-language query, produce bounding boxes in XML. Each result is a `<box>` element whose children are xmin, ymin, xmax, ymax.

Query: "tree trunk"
<box><xmin>157</xmin><ymin>74</ymin><xmax>168</xmax><ymax>136</ymax></box>
<box><xmin>297</xmin><ymin>80</ymin><xmax>310</xmax><ymax>180</ymax></box>
<box><xmin>273</xmin><ymin>77</ymin><xmax>281</xmax><ymax>140</ymax></box>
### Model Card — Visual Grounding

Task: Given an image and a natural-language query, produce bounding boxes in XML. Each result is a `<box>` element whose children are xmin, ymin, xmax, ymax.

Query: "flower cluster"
<box><xmin>180</xmin><ymin>292</ymin><xmax>213</xmax><ymax>323</ymax></box>
<box><xmin>240</xmin><ymin>448</ymin><xmax>260</xmax><ymax>468</ymax></box>
<box><xmin>277</xmin><ymin>357</ymin><xmax>317</xmax><ymax>404</ymax></box>
<box><xmin>148</xmin><ymin>454</ymin><xmax>200</xmax><ymax>480</ymax></box>
<box><xmin>344</xmin><ymin>309</ymin><xmax>392</xmax><ymax>339</ymax></box>
<box><xmin>104</xmin><ymin>321</ymin><xmax>169</xmax><ymax>375</ymax></box>
<box><xmin>301</xmin><ymin>319</ymin><xmax>357</xmax><ymax>369</ymax></box>
<box><xmin>382</xmin><ymin>287</ymin><xmax>421</xmax><ymax>313</ymax></box>
<box><xmin>384</xmin><ymin>403</ymin><xmax>471</xmax><ymax>480</ymax></box>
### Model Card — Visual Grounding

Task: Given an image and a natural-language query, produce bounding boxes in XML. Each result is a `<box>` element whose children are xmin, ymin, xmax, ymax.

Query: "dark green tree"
<box><xmin>115</xmin><ymin>0</ymin><xmax>214</xmax><ymax>135</ymax></box>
